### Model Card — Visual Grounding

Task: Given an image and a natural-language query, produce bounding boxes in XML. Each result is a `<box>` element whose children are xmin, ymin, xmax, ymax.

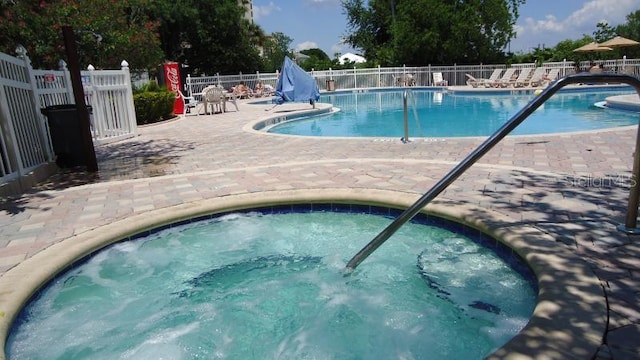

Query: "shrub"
<box><xmin>133</xmin><ymin>82</ymin><xmax>176</xmax><ymax>125</ymax></box>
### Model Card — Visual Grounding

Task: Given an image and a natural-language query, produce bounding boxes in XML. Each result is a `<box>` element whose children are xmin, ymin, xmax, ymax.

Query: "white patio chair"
<box><xmin>178</xmin><ymin>90</ymin><xmax>203</xmax><ymax>116</ymax></box>
<box><xmin>432</xmin><ymin>72</ymin><xmax>448</xmax><ymax>86</ymax></box>
<box><xmin>219</xmin><ymin>85</ymin><xmax>239</xmax><ymax>112</ymax></box>
<box><xmin>203</xmin><ymin>86</ymin><xmax>225</xmax><ymax>114</ymax></box>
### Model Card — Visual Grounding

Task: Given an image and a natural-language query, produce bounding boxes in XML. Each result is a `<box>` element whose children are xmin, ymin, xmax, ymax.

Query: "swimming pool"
<box><xmin>267</xmin><ymin>87</ymin><xmax>638</xmax><ymax>137</ymax></box>
<box><xmin>7</xmin><ymin>204</ymin><xmax>536</xmax><ymax>359</ymax></box>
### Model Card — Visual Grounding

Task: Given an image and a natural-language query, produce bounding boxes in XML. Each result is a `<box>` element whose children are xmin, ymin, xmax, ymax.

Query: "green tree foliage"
<box><xmin>510</xmin><ymin>9</ymin><xmax>640</xmax><ymax>65</ymax></box>
<box><xmin>553</xmin><ymin>36</ymin><xmax>594</xmax><ymax>62</ymax></box>
<box><xmin>593</xmin><ymin>21</ymin><xmax>616</xmax><ymax>43</ymax></box>
<box><xmin>151</xmin><ymin>0</ymin><xmax>262</xmax><ymax>75</ymax></box>
<box><xmin>298</xmin><ymin>48</ymin><xmax>335</xmax><ymax>71</ymax></box>
<box><xmin>615</xmin><ymin>10</ymin><xmax>640</xmax><ymax>58</ymax></box>
<box><xmin>343</xmin><ymin>0</ymin><xmax>524</xmax><ymax>66</ymax></box>
<box><xmin>261</xmin><ymin>32</ymin><xmax>293</xmax><ymax>72</ymax></box>
<box><xmin>0</xmin><ymin>0</ymin><xmax>164</xmax><ymax>70</ymax></box>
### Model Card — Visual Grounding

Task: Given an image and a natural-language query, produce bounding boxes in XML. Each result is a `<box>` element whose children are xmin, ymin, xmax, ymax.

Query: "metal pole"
<box><xmin>402</xmin><ymin>91</ymin><xmax>409</xmax><ymax>143</ymax></box>
<box><xmin>346</xmin><ymin>73</ymin><xmax>640</xmax><ymax>271</ymax></box>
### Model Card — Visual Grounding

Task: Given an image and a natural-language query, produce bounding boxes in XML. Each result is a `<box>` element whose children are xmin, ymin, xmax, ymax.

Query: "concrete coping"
<box><xmin>605</xmin><ymin>94</ymin><xmax>640</xmax><ymax>112</ymax></box>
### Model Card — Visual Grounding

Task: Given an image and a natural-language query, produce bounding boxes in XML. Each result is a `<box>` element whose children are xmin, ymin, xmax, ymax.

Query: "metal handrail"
<box><xmin>346</xmin><ymin>73</ymin><xmax>640</xmax><ymax>271</ymax></box>
<box><xmin>402</xmin><ymin>90</ymin><xmax>409</xmax><ymax>143</ymax></box>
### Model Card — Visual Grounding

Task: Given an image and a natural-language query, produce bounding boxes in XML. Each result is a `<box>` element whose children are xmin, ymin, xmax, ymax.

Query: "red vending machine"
<box><xmin>162</xmin><ymin>62</ymin><xmax>184</xmax><ymax>114</ymax></box>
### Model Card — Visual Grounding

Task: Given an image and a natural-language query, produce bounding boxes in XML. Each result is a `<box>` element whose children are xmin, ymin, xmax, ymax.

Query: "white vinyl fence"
<box><xmin>186</xmin><ymin>58</ymin><xmax>640</xmax><ymax>96</ymax></box>
<box><xmin>0</xmin><ymin>49</ymin><xmax>137</xmax><ymax>195</ymax></box>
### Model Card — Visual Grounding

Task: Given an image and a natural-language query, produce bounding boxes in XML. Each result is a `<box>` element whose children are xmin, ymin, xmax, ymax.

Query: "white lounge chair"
<box><xmin>527</xmin><ymin>67</ymin><xmax>548</xmax><ymax>87</ymax></box>
<box><xmin>433</xmin><ymin>72</ymin><xmax>448</xmax><ymax>86</ymax></box>
<box><xmin>512</xmin><ymin>68</ymin><xmax>533</xmax><ymax>88</ymax></box>
<box><xmin>483</xmin><ymin>69</ymin><xmax>503</xmax><ymax>87</ymax></box>
<box><xmin>465</xmin><ymin>74</ymin><xmax>483</xmax><ymax>88</ymax></box>
<box><xmin>493</xmin><ymin>68</ymin><xmax>517</xmax><ymax>87</ymax></box>
<box><xmin>465</xmin><ymin>69</ymin><xmax>503</xmax><ymax>88</ymax></box>
<box><xmin>542</xmin><ymin>68</ymin><xmax>560</xmax><ymax>86</ymax></box>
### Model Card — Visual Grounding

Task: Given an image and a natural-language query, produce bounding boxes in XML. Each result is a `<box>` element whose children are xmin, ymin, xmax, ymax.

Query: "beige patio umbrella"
<box><xmin>599</xmin><ymin>36</ymin><xmax>640</xmax><ymax>48</ymax></box>
<box><xmin>573</xmin><ymin>42</ymin><xmax>613</xmax><ymax>52</ymax></box>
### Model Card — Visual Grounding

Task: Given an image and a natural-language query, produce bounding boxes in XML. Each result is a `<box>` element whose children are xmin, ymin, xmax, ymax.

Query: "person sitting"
<box><xmin>254</xmin><ymin>81</ymin><xmax>265</xmax><ymax>97</ymax></box>
<box><xmin>234</xmin><ymin>81</ymin><xmax>251</xmax><ymax>99</ymax></box>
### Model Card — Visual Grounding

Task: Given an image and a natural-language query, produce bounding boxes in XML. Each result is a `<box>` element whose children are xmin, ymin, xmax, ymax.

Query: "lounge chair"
<box><xmin>465</xmin><ymin>74</ymin><xmax>484</xmax><ymax>88</ymax></box>
<box><xmin>512</xmin><ymin>68</ymin><xmax>533</xmax><ymax>88</ymax></box>
<box><xmin>482</xmin><ymin>69</ymin><xmax>504</xmax><ymax>88</ymax></box>
<box><xmin>542</xmin><ymin>68</ymin><xmax>560</xmax><ymax>86</ymax></box>
<box><xmin>492</xmin><ymin>68</ymin><xmax>517</xmax><ymax>87</ymax></box>
<box><xmin>433</xmin><ymin>72</ymin><xmax>448</xmax><ymax>86</ymax></box>
<box><xmin>527</xmin><ymin>67</ymin><xmax>548</xmax><ymax>87</ymax></box>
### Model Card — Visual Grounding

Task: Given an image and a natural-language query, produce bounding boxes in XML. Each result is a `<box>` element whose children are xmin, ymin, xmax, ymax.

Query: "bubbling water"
<box><xmin>8</xmin><ymin>208</ymin><xmax>536</xmax><ymax>359</ymax></box>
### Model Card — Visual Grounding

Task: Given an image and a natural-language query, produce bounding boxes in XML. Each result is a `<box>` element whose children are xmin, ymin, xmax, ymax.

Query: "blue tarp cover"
<box><xmin>272</xmin><ymin>57</ymin><xmax>320</xmax><ymax>105</ymax></box>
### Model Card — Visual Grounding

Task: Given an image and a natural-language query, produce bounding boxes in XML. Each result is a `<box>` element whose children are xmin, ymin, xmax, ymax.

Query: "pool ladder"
<box><xmin>346</xmin><ymin>73</ymin><xmax>640</xmax><ymax>271</ymax></box>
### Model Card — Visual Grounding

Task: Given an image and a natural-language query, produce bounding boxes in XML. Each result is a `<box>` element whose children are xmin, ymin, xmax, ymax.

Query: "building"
<box><xmin>239</xmin><ymin>0</ymin><xmax>253</xmax><ymax>23</ymax></box>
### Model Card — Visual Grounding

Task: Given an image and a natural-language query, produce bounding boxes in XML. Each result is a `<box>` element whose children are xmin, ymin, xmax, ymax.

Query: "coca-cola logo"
<box><xmin>165</xmin><ymin>65</ymin><xmax>180</xmax><ymax>97</ymax></box>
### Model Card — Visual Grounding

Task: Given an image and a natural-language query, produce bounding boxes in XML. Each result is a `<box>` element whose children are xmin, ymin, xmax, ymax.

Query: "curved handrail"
<box><xmin>346</xmin><ymin>73</ymin><xmax>640</xmax><ymax>271</ymax></box>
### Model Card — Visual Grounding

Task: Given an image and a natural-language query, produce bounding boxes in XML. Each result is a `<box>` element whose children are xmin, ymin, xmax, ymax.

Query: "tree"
<box><xmin>0</xmin><ymin>0</ymin><xmax>164</xmax><ymax>70</ymax></box>
<box><xmin>261</xmin><ymin>32</ymin><xmax>293</xmax><ymax>72</ymax></box>
<box><xmin>343</xmin><ymin>0</ymin><xmax>524</xmax><ymax>66</ymax></box>
<box><xmin>616</xmin><ymin>10</ymin><xmax>640</xmax><ymax>58</ymax></box>
<box><xmin>155</xmin><ymin>0</ymin><xmax>262</xmax><ymax>75</ymax></box>
<box><xmin>298</xmin><ymin>48</ymin><xmax>335</xmax><ymax>71</ymax></box>
<box><xmin>552</xmin><ymin>36</ymin><xmax>594</xmax><ymax>62</ymax></box>
<box><xmin>593</xmin><ymin>21</ymin><xmax>616</xmax><ymax>43</ymax></box>
<box><xmin>343</xmin><ymin>0</ymin><xmax>395</xmax><ymax>65</ymax></box>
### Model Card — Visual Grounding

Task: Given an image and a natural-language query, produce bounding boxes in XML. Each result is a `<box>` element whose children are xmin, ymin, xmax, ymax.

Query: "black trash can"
<box><xmin>41</xmin><ymin>104</ymin><xmax>90</xmax><ymax>168</ymax></box>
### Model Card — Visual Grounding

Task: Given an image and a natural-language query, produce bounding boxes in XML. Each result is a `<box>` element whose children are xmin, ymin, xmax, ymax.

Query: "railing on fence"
<box><xmin>0</xmin><ymin>50</ymin><xmax>51</xmax><ymax>181</ymax></box>
<box><xmin>84</xmin><ymin>63</ymin><xmax>138</xmax><ymax>145</ymax></box>
<box><xmin>186</xmin><ymin>58</ymin><xmax>640</xmax><ymax>96</ymax></box>
<box><xmin>1</xmin><ymin>49</ymin><xmax>138</xmax><ymax>193</ymax></box>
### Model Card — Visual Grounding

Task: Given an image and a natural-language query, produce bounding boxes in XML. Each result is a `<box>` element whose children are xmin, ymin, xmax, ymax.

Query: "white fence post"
<box><xmin>20</xmin><ymin>46</ymin><xmax>54</xmax><ymax>162</ymax></box>
<box><xmin>121</xmin><ymin>60</ymin><xmax>138</xmax><ymax>138</ymax></box>
<box><xmin>353</xmin><ymin>66</ymin><xmax>357</xmax><ymax>89</ymax></box>
<box><xmin>59</xmin><ymin>60</ymin><xmax>75</xmax><ymax>102</ymax></box>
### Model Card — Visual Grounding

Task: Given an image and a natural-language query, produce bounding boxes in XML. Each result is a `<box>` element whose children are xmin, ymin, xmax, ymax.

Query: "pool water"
<box><xmin>268</xmin><ymin>89</ymin><xmax>638</xmax><ymax>137</ymax></box>
<box><xmin>7</xmin><ymin>208</ymin><xmax>536</xmax><ymax>359</ymax></box>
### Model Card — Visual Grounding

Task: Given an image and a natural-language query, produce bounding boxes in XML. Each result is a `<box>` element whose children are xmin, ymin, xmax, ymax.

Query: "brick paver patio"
<box><xmin>1</xmin><ymin>97</ymin><xmax>639</xmax><ymax>359</ymax></box>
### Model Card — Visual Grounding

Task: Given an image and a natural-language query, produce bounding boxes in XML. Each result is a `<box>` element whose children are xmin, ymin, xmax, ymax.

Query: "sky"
<box><xmin>252</xmin><ymin>0</ymin><xmax>639</xmax><ymax>57</ymax></box>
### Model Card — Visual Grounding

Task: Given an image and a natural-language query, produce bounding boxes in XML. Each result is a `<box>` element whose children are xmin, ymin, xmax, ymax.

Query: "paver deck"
<box><xmin>1</xmin><ymin>95</ymin><xmax>639</xmax><ymax>359</ymax></box>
